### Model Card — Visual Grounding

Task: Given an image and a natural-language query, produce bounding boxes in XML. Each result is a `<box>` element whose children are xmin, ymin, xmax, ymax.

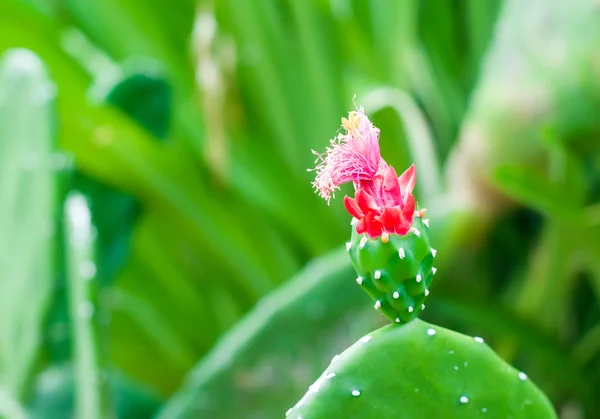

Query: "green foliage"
<box><xmin>0</xmin><ymin>48</ymin><xmax>58</xmax><ymax>417</ymax></box>
<box><xmin>157</xmin><ymin>249</ymin><xmax>381</xmax><ymax>419</ymax></box>
<box><xmin>349</xmin><ymin>217</ymin><xmax>434</xmax><ymax>323</ymax></box>
<box><xmin>288</xmin><ymin>320</ymin><xmax>556</xmax><ymax>419</ymax></box>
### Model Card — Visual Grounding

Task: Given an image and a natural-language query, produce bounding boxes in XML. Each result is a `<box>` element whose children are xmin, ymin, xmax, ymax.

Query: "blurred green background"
<box><xmin>1</xmin><ymin>0</ymin><xmax>600</xmax><ymax>418</ymax></box>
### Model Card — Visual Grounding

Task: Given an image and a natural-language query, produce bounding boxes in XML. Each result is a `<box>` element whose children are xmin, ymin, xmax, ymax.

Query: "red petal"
<box><xmin>356</xmin><ymin>217</ymin><xmax>366</xmax><ymax>235</ymax></box>
<box><xmin>356</xmin><ymin>188</ymin><xmax>379</xmax><ymax>213</ymax></box>
<box><xmin>398</xmin><ymin>164</ymin><xmax>416</xmax><ymax>202</ymax></box>
<box><xmin>364</xmin><ymin>212</ymin><xmax>383</xmax><ymax>238</ymax></box>
<box><xmin>381</xmin><ymin>166</ymin><xmax>400</xmax><ymax>207</ymax></box>
<box><xmin>394</xmin><ymin>215</ymin><xmax>410</xmax><ymax>235</ymax></box>
<box><xmin>402</xmin><ymin>193</ymin><xmax>415</xmax><ymax>222</ymax></box>
<box><xmin>375</xmin><ymin>207</ymin><xmax>400</xmax><ymax>232</ymax></box>
<box><xmin>343</xmin><ymin>195</ymin><xmax>363</xmax><ymax>219</ymax></box>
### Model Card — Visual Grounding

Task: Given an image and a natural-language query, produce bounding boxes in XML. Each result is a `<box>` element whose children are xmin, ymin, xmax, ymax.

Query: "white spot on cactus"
<box><xmin>410</xmin><ymin>227</ymin><xmax>421</xmax><ymax>237</ymax></box>
<box><xmin>393</xmin><ymin>291</ymin><xmax>399</xmax><ymax>299</ymax></box>
<box><xmin>331</xmin><ymin>355</ymin><xmax>339</xmax><ymax>364</ymax></box>
<box><xmin>374</xmin><ymin>300</ymin><xmax>381</xmax><ymax>310</ymax></box>
<box><xmin>416</xmin><ymin>274</ymin><xmax>422</xmax><ymax>283</ymax></box>
<box><xmin>474</xmin><ymin>337</ymin><xmax>484</xmax><ymax>343</ymax></box>
<box><xmin>408</xmin><ymin>306</ymin><xmax>414</xmax><ymax>313</ymax></box>
<box><xmin>395</xmin><ymin>318</ymin><xmax>400</xmax><ymax>323</ymax></box>
<box><xmin>356</xmin><ymin>276</ymin><xmax>363</xmax><ymax>285</ymax></box>
<box><xmin>352</xmin><ymin>390</ymin><xmax>361</xmax><ymax>397</ymax></box>
<box><xmin>398</xmin><ymin>248</ymin><xmax>405</xmax><ymax>259</ymax></box>
<box><xmin>482</xmin><ymin>407</ymin><xmax>488</xmax><ymax>412</ymax></box>
<box><xmin>519</xmin><ymin>372</ymin><xmax>528</xmax><ymax>380</ymax></box>
<box><xmin>424</xmin><ymin>289</ymin><xmax>429</xmax><ymax>296</ymax></box>
<box><xmin>454</xmin><ymin>366</ymin><xmax>459</xmax><ymax>370</ymax></box>
<box><xmin>423</xmin><ymin>219</ymin><xmax>430</xmax><ymax>228</ymax></box>
<box><xmin>421</xmin><ymin>304</ymin><xmax>425</xmax><ymax>310</ymax></box>
<box><xmin>427</xmin><ymin>328</ymin><xmax>436</xmax><ymax>336</ymax></box>
<box><xmin>460</xmin><ymin>396</ymin><xmax>469</xmax><ymax>404</ymax></box>
<box><xmin>464</xmin><ymin>362</ymin><xmax>468</xmax><ymax>367</ymax></box>
<box><xmin>351</xmin><ymin>217</ymin><xmax>359</xmax><ymax>225</ymax></box>
<box><xmin>360</xmin><ymin>335</ymin><xmax>372</xmax><ymax>343</ymax></box>
<box><xmin>431</xmin><ymin>248</ymin><xmax>437</xmax><ymax>257</ymax></box>
<box><xmin>432</xmin><ymin>267</ymin><xmax>437</xmax><ymax>275</ymax></box>
<box><xmin>346</xmin><ymin>242</ymin><xmax>351</xmax><ymax>251</ymax></box>
<box><xmin>374</xmin><ymin>270</ymin><xmax>381</xmax><ymax>279</ymax></box>
<box><xmin>359</xmin><ymin>237</ymin><xmax>368</xmax><ymax>248</ymax></box>
<box><xmin>286</xmin><ymin>408</ymin><xmax>292</xmax><ymax>416</ymax></box>
<box><xmin>325</xmin><ymin>373</ymin><xmax>336</xmax><ymax>379</ymax></box>
<box><xmin>449</xmin><ymin>350</ymin><xmax>454</xmax><ymax>354</ymax></box>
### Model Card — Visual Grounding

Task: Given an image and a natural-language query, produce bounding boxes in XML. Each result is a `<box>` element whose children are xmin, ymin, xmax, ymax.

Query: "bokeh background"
<box><xmin>1</xmin><ymin>0</ymin><xmax>600</xmax><ymax>418</ymax></box>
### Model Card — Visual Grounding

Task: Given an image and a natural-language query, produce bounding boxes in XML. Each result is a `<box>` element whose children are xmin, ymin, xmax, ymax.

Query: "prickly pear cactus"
<box><xmin>286</xmin><ymin>320</ymin><xmax>556</xmax><ymax>419</ymax></box>
<box><xmin>348</xmin><ymin>215</ymin><xmax>435</xmax><ymax>323</ymax></box>
<box><xmin>298</xmin><ymin>108</ymin><xmax>557</xmax><ymax>419</ymax></box>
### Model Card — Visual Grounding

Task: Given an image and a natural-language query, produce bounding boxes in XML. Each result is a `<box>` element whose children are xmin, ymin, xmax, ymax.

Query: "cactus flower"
<box><xmin>311</xmin><ymin>107</ymin><xmax>416</xmax><ymax>238</ymax></box>
<box><xmin>343</xmin><ymin>164</ymin><xmax>416</xmax><ymax>238</ymax></box>
<box><xmin>311</xmin><ymin>109</ymin><xmax>383</xmax><ymax>202</ymax></box>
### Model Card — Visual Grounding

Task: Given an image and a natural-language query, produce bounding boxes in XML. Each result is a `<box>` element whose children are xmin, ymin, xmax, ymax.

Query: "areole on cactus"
<box><xmin>287</xmin><ymin>106</ymin><xmax>557</xmax><ymax>419</ymax></box>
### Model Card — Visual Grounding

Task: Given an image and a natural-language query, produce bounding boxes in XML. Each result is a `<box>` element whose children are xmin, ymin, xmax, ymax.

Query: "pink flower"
<box><xmin>343</xmin><ymin>165</ymin><xmax>416</xmax><ymax>238</ymax></box>
<box><xmin>311</xmin><ymin>109</ymin><xmax>383</xmax><ymax>202</ymax></box>
<box><xmin>310</xmin><ymin>107</ymin><xmax>419</xmax><ymax>238</ymax></box>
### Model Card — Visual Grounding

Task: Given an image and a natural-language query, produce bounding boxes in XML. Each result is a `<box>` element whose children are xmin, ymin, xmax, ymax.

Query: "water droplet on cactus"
<box><xmin>474</xmin><ymin>337</ymin><xmax>484</xmax><ymax>343</ymax></box>
<box><xmin>374</xmin><ymin>300</ymin><xmax>381</xmax><ymax>310</ymax></box>
<box><xmin>427</xmin><ymin>328</ymin><xmax>436</xmax><ymax>336</ymax></box>
<box><xmin>346</xmin><ymin>242</ymin><xmax>351</xmax><ymax>251</ymax></box>
<box><xmin>393</xmin><ymin>291</ymin><xmax>399</xmax><ymax>299</ymax></box>
<box><xmin>351</xmin><ymin>390</ymin><xmax>360</xmax><ymax>397</ymax></box>
<box><xmin>395</xmin><ymin>318</ymin><xmax>400</xmax><ymax>323</ymax></box>
<box><xmin>460</xmin><ymin>396</ymin><xmax>469</xmax><ymax>404</ymax></box>
<box><xmin>416</xmin><ymin>274</ymin><xmax>422</xmax><ymax>283</ymax></box>
<box><xmin>356</xmin><ymin>276</ymin><xmax>363</xmax><ymax>285</ymax></box>
<box><xmin>398</xmin><ymin>247</ymin><xmax>405</xmax><ymax>259</ymax></box>
<box><xmin>408</xmin><ymin>306</ymin><xmax>413</xmax><ymax>313</ymax></box>
<box><xmin>519</xmin><ymin>372</ymin><xmax>528</xmax><ymax>380</ymax></box>
<box><xmin>374</xmin><ymin>270</ymin><xmax>381</xmax><ymax>279</ymax></box>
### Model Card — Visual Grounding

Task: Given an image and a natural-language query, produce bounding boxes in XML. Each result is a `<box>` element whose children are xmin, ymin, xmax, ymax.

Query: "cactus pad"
<box><xmin>347</xmin><ymin>216</ymin><xmax>435</xmax><ymax>323</ymax></box>
<box><xmin>286</xmin><ymin>319</ymin><xmax>556</xmax><ymax>419</ymax></box>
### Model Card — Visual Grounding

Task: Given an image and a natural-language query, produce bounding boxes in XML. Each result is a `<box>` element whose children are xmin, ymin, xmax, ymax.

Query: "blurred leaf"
<box><xmin>0</xmin><ymin>49</ymin><xmax>58</xmax><ymax>411</ymax></box>
<box><xmin>64</xmin><ymin>193</ymin><xmax>109</xmax><ymax>418</ymax></box>
<box><xmin>157</xmin><ymin>248</ymin><xmax>382</xmax><ymax>419</ymax></box>
<box><xmin>492</xmin><ymin>165</ymin><xmax>580</xmax><ymax>219</ymax></box>
<box><xmin>30</xmin><ymin>365</ymin><xmax>161</xmax><ymax>419</ymax></box>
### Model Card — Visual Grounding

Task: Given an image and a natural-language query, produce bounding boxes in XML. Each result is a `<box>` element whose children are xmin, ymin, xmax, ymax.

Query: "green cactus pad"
<box><xmin>286</xmin><ymin>319</ymin><xmax>556</xmax><ymax>419</ymax></box>
<box><xmin>347</xmin><ymin>216</ymin><xmax>435</xmax><ymax>323</ymax></box>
